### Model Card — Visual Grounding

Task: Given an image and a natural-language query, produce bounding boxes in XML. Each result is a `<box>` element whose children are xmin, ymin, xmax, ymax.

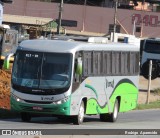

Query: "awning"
<box><xmin>3</xmin><ymin>14</ymin><xmax>53</xmax><ymax>25</ymax></box>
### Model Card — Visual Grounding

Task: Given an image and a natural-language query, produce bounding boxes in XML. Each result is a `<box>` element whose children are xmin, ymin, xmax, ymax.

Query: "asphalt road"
<box><xmin>1</xmin><ymin>109</ymin><xmax>160</xmax><ymax>129</ymax></box>
<box><xmin>0</xmin><ymin>109</ymin><xmax>160</xmax><ymax>138</ymax></box>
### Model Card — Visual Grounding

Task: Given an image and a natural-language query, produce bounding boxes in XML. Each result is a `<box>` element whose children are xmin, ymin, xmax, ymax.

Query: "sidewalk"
<box><xmin>138</xmin><ymin>76</ymin><xmax>160</xmax><ymax>104</ymax></box>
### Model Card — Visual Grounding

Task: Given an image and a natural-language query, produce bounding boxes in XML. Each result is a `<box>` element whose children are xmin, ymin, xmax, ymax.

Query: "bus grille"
<box><xmin>24</xmin><ymin>100</ymin><xmax>53</xmax><ymax>104</ymax></box>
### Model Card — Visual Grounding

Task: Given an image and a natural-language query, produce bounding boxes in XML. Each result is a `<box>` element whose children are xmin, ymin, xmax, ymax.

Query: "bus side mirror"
<box><xmin>75</xmin><ymin>57</ymin><xmax>82</xmax><ymax>75</ymax></box>
<box><xmin>3</xmin><ymin>53</ymin><xmax>14</xmax><ymax>69</ymax></box>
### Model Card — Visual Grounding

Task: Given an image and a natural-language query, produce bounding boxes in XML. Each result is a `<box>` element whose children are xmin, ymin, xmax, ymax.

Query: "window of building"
<box><xmin>136</xmin><ymin>27</ymin><xmax>141</xmax><ymax>32</ymax></box>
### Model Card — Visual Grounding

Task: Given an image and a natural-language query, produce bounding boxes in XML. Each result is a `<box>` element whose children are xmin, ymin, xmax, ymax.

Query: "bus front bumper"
<box><xmin>10</xmin><ymin>97</ymin><xmax>71</xmax><ymax>115</ymax></box>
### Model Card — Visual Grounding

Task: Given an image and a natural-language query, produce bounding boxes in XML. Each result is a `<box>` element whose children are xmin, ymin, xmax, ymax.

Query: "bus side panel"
<box><xmin>85</xmin><ymin>77</ymin><xmax>138</xmax><ymax>114</ymax></box>
<box><xmin>85</xmin><ymin>98</ymin><xmax>109</xmax><ymax>114</ymax></box>
<box><xmin>110</xmin><ymin>81</ymin><xmax>138</xmax><ymax>112</ymax></box>
<box><xmin>70</xmin><ymin>76</ymin><xmax>139</xmax><ymax>115</ymax></box>
<box><xmin>70</xmin><ymin>77</ymin><xmax>108</xmax><ymax>115</ymax></box>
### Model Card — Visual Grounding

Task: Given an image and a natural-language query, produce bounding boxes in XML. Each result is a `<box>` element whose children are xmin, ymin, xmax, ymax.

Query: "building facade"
<box><xmin>3</xmin><ymin>0</ymin><xmax>160</xmax><ymax>38</ymax></box>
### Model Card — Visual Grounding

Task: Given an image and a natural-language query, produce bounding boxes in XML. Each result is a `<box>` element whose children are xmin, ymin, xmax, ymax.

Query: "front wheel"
<box><xmin>73</xmin><ymin>101</ymin><xmax>85</xmax><ymax>125</ymax></box>
<box><xmin>100</xmin><ymin>99</ymin><xmax>119</xmax><ymax>122</ymax></box>
<box><xmin>0</xmin><ymin>60</ymin><xmax>4</xmax><ymax>69</ymax></box>
<box><xmin>21</xmin><ymin>112</ymin><xmax>31</xmax><ymax>122</ymax></box>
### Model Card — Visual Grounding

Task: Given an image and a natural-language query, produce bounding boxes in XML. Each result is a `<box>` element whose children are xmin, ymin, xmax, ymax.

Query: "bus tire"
<box><xmin>141</xmin><ymin>60</ymin><xmax>159</xmax><ymax>80</ymax></box>
<box><xmin>110</xmin><ymin>99</ymin><xmax>119</xmax><ymax>122</ymax></box>
<box><xmin>100</xmin><ymin>99</ymin><xmax>119</xmax><ymax>122</ymax></box>
<box><xmin>73</xmin><ymin>101</ymin><xmax>85</xmax><ymax>125</ymax></box>
<box><xmin>0</xmin><ymin>60</ymin><xmax>4</xmax><ymax>69</ymax></box>
<box><xmin>21</xmin><ymin>112</ymin><xmax>31</xmax><ymax>122</ymax></box>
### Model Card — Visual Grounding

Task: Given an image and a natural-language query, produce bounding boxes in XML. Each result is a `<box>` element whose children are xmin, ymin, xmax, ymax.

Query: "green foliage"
<box><xmin>136</xmin><ymin>100</ymin><xmax>160</xmax><ymax>110</ymax></box>
<box><xmin>152</xmin><ymin>88</ymin><xmax>160</xmax><ymax>96</ymax></box>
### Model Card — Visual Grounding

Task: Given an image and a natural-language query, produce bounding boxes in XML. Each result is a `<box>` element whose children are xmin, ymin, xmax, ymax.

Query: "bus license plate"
<box><xmin>33</xmin><ymin>106</ymin><xmax>43</xmax><ymax>111</ymax></box>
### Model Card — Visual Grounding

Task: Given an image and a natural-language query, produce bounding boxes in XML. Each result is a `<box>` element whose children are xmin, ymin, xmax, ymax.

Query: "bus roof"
<box><xmin>18</xmin><ymin>39</ymin><xmax>139</xmax><ymax>53</ymax></box>
<box><xmin>145</xmin><ymin>38</ymin><xmax>160</xmax><ymax>42</ymax></box>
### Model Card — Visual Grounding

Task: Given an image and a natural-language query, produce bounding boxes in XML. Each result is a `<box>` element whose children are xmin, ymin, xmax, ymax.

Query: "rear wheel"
<box><xmin>73</xmin><ymin>101</ymin><xmax>85</xmax><ymax>125</ymax></box>
<box><xmin>21</xmin><ymin>112</ymin><xmax>31</xmax><ymax>122</ymax></box>
<box><xmin>111</xmin><ymin>99</ymin><xmax>119</xmax><ymax>122</ymax></box>
<box><xmin>100</xmin><ymin>99</ymin><xmax>119</xmax><ymax>122</ymax></box>
<box><xmin>141</xmin><ymin>60</ymin><xmax>159</xmax><ymax>80</ymax></box>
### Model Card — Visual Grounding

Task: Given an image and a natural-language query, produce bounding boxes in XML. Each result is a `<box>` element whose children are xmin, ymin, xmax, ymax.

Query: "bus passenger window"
<box><xmin>74</xmin><ymin>59</ymin><xmax>78</xmax><ymax>82</ymax></box>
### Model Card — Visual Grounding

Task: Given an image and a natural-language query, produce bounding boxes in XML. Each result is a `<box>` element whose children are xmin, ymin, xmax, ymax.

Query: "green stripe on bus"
<box><xmin>86</xmin><ymin>82</ymin><xmax>138</xmax><ymax>114</ymax></box>
<box><xmin>85</xmin><ymin>84</ymin><xmax>98</xmax><ymax>99</ymax></box>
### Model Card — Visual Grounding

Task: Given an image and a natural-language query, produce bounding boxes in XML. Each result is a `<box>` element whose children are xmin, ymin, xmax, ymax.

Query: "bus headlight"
<box><xmin>11</xmin><ymin>94</ymin><xmax>24</xmax><ymax>102</ymax></box>
<box><xmin>53</xmin><ymin>97</ymin><xmax>69</xmax><ymax>105</ymax></box>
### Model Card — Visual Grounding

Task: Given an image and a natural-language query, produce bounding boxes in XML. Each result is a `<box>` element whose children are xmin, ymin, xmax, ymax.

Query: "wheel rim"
<box><xmin>78</xmin><ymin>103</ymin><xmax>84</xmax><ymax>123</ymax></box>
<box><xmin>113</xmin><ymin>101</ymin><xmax>118</xmax><ymax>119</ymax></box>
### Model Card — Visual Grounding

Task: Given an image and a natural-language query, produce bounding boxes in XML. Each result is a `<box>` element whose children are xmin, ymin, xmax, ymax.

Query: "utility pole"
<box><xmin>132</xmin><ymin>14</ymin><xmax>136</xmax><ymax>36</ymax></box>
<box><xmin>113</xmin><ymin>0</ymin><xmax>118</xmax><ymax>42</ymax></box>
<box><xmin>82</xmin><ymin>0</ymin><xmax>87</xmax><ymax>31</ymax></box>
<box><xmin>57</xmin><ymin>0</ymin><xmax>63</xmax><ymax>34</ymax></box>
<box><xmin>147</xmin><ymin>60</ymin><xmax>152</xmax><ymax>104</ymax></box>
<box><xmin>140</xmin><ymin>0</ymin><xmax>145</xmax><ymax>37</ymax></box>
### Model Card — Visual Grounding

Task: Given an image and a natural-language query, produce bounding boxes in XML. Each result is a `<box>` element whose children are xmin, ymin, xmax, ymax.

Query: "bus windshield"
<box><xmin>12</xmin><ymin>51</ymin><xmax>72</xmax><ymax>90</ymax></box>
<box><xmin>144</xmin><ymin>40</ymin><xmax>160</xmax><ymax>53</ymax></box>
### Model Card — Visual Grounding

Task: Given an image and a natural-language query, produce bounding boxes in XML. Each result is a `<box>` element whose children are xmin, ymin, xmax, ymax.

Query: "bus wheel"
<box><xmin>0</xmin><ymin>60</ymin><xmax>4</xmax><ymax>69</ymax></box>
<box><xmin>110</xmin><ymin>99</ymin><xmax>119</xmax><ymax>122</ymax></box>
<box><xmin>100</xmin><ymin>99</ymin><xmax>119</xmax><ymax>122</ymax></box>
<box><xmin>21</xmin><ymin>112</ymin><xmax>31</xmax><ymax>122</ymax></box>
<box><xmin>73</xmin><ymin>101</ymin><xmax>85</xmax><ymax>125</ymax></box>
<box><xmin>141</xmin><ymin>60</ymin><xmax>159</xmax><ymax>80</ymax></box>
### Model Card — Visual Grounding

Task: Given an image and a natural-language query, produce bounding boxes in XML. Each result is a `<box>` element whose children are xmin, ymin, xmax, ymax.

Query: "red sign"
<box><xmin>132</xmin><ymin>14</ymin><xmax>160</xmax><ymax>27</ymax></box>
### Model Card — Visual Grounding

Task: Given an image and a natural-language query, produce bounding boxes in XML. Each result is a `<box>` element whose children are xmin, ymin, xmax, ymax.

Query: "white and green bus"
<box><xmin>8</xmin><ymin>39</ymin><xmax>139</xmax><ymax>125</ymax></box>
